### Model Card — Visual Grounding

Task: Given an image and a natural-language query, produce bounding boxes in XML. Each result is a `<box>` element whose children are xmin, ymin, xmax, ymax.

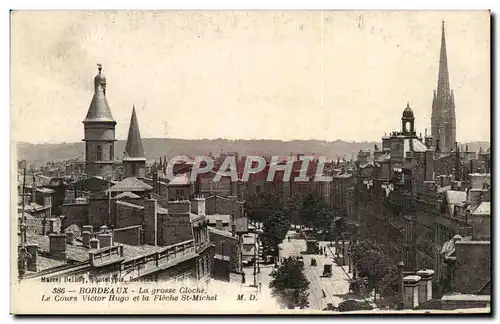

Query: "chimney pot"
<box><xmin>216</xmin><ymin>219</ymin><xmax>223</xmax><ymax>230</ymax></box>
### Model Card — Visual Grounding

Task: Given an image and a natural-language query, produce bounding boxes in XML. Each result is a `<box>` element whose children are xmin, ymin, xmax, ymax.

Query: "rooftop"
<box><xmin>114</xmin><ymin>191</ymin><xmax>141</xmax><ymax>200</ymax></box>
<box><xmin>108</xmin><ymin>177</ymin><xmax>152</xmax><ymax>192</ymax></box>
<box><xmin>169</xmin><ymin>173</ymin><xmax>191</xmax><ymax>186</ymax></box>
<box><xmin>116</xmin><ymin>200</ymin><xmax>144</xmax><ymax>210</ymax></box>
<box><xmin>206</xmin><ymin>214</ymin><xmax>231</xmax><ymax>223</ymax></box>
<box><xmin>472</xmin><ymin>202</ymin><xmax>490</xmax><ymax>216</ymax></box>
<box><xmin>208</xmin><ymin>227</ymin><xmax>237</xmax><ymax>239</ymax></box>
<box><xmin>404</xmin><ymin>138</ymin><xmax>428</xmax><ymax>153</ymax></box>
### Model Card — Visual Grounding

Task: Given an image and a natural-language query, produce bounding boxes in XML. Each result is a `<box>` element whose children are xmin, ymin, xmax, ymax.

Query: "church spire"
<box><xmin>437</xmin><ymin>20</ymin><xmax>450</xmax><ymax>95</ymax></box>
<box><xmin>123</xmin><ymin>105</ymin><xmax>146</xmax><ymax>160</ymax></box>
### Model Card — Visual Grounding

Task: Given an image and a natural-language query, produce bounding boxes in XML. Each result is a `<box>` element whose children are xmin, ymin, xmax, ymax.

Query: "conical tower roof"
<box><xmin>123</xmin><ymin>106</ymin><xmax>146</xmax><ymax>161</ymax></box>
<box><xmin>437</xmin><ymin>20</ymin><xmax>450</xmax><ymax>95</ymax></box>
<box><xmin>84</xmin><ymin>65</ymin><xmax>115</xmax><ymax>123</ymax></box>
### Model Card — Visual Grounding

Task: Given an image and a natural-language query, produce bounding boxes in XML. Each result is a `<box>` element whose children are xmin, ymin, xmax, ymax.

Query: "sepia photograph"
<box><xmin>9</xmin><ymin>9</ymin><xmax>491</xmax><ymax>315</ymax></box>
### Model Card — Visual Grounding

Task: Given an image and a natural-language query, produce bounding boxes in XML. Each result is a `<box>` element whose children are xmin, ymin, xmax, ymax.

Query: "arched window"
<box><xmin>96</xmin><ymin>145</ymin><xmax>102</xmax><ymax>161</ymax></box>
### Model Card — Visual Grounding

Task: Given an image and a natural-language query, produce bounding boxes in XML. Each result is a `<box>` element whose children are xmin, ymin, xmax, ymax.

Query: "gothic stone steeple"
<box><xmin>431</xmin><ymin>21</ymin><xmax>456</xmax><ymax>153</ymax></box>
<box><xmin>83</xmin><ymin>64</ymin><xmax>117</xmax><ymax>179</ymax></box>
<box><xmin>123</xmin><ymin>106</ymin><xmax>147</xmax><ymax>178</ymax></box>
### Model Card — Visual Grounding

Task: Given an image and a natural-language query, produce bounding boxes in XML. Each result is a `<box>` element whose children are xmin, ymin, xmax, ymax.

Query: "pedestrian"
<box><xmin>258</xmin><ymin>282</ymin><xmax>262</xmax><ymax>293</ymax></box>
<box><xmin>322</xmin><ymin>289</ymin><xmax>326</xmax><ymax>298</ymax></box>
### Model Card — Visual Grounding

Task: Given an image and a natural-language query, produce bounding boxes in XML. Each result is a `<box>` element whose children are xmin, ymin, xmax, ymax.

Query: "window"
<box><xmin>96</xmin><ymin>145</ymin><xmax>102</xmax><ymax>161</ymax></box>
<box><xmin>109</xmin><ymin>146</ymin><xmax>114</xmax><ymax>160</ymax></box>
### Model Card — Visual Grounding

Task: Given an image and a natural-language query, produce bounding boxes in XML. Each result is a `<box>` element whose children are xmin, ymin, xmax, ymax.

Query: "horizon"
<box><xmin>17</xmin><ymin>136</ymin><xmax>491</xmax><ymax>146</ymax></box>
<box><xmin>11</xmin><ymin>11</ymin><xmax>490</xmax><ymax>144</ymax></box>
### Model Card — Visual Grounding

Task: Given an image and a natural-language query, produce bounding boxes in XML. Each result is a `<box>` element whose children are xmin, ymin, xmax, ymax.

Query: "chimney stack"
<box><xmin>26</xmin><ymin>244</ymin><xmax>39</xmax><ymax>272</ymax></box>
<box><xmin>49</xmin><ymin>234</ymin><xmax>67</xmax><ymax>261</ymax></box>
<box><xmin>82</xmin><ymin>225</ymin><xmax>93</xmax><ymax>235</ymax></box>
<box><xmin>403</xmin><ymin>275</ymin><xmax>421</xmax><ymax>309</ymax></box>
<box><xmin>98</xmin><ymin>233</ymin><xmax>113</xmax><ymax>248</ymax></box>
<box><xmin>82</xmin><ymin>231</ymin><xmax>91</xmax><ymax>248</ymax></box>
<box><xmin>65</xmin><ymin>231</ymin><xmax>75</xmax><ymax>244</ymax></box>
<box><xmin>416</xmin><ymin>269</ymin><xmax>434</xmax><ymax>304</ymax></box>
<box><xmin>48</xmin><ymin>219</ymin><xmax>56</xmax><ymax>234</ymax></box>
<box><xmin>89</xmin><ymin>238</ymin><xmax>100</xmax><ymax>250</ymax></box>
<box><xmin>59</xmin><ymin>215</ymin><xmax>66</xmax><ymax>232</ymax></box>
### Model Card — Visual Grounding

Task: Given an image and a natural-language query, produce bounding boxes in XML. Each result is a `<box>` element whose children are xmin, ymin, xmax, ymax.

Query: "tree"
<box><xmin>260</xmin><ymin>194</ymin><xmax>290</xmax><ymax>257</ymax></box>
<box><xmin>244</xmin><ymin>194</ymin><xmax>268</xmax><ymax>225</ymax></box>
<box><xmin>337</xmin><ymin>300</ymin><xmax>373</xmax><ymax>312</ymax></box>
<box><xmin>300</xmin><ymin>193</ymin><xmax>333</xmax><ymax>237</ymax></box>
<box><xmin>269</xmin><ymin>256</ymin><xmax>310</xmax><ymax>309</ymax></box>
<box><xmin>351</xmin><ymin>240</ymin><xmax>399</xmax><ymax>298</ymax></box>
<box><xmin>283</xmin><ymin>193</ymin><xmax>304</xmax><ymax>227</ymax></box>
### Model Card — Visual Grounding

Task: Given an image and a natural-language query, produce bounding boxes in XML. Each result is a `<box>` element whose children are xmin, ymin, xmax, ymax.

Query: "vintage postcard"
<box><xmin>10</xmin><ymin>10</ymin><xmax>491</xmax><ymax>315</ymax></box>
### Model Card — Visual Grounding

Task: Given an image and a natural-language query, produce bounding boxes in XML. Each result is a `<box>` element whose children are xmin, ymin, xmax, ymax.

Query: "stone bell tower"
<box><xmin>83</xmin><ymin>64</ymin><xmax>117</xmax><ymax>179</ymax></box>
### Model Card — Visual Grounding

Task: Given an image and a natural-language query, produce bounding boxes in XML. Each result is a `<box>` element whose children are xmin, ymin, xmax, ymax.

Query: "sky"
<box><xmin>10</xmin><ymin>10</ymin><xmax>490</xmax><ymax>144</ymax></box>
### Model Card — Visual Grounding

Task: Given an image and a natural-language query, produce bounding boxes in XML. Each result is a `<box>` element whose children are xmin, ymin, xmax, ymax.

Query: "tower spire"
<box><xmin>124</xmin><ymin>105</ymin><xmax>146</xmax><ymax>160</ymax></box>
<box><xmin>437</xmin><ymin>20</ymin><xmax>450</xmax><ymax>95</ymax></box>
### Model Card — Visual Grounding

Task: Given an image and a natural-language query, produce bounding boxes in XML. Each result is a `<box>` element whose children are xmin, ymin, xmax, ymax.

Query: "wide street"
<box><xmin>280</xmin><ymin>232</ymin><xmax>352</xmax><ymax>310</ymax></box>
<box><xmin>242</xmin><ymin>230</ymin><xmax>353</xmax><ymax>310</ymax></box>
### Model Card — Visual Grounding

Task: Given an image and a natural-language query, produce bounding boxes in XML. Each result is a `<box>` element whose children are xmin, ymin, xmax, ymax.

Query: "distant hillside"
<box><xmin>16</xmin><ymin>138</ymin><xmax>490</xmax><ymax>165</ymax></box>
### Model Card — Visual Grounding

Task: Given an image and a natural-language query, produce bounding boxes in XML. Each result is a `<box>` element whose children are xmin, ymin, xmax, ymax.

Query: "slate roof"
<box><xmin>84</xmin><ymin>84</ymin><xmax>115</xmax><ymax>123</ymax></box>
<box><xmin>123</xmin><ymin>106</ymin><xmax>146</xmax><ymax>161</ymax></box>
<box><xmin>108</xmin><ymin>177</ymin><xmax>152</xmax><ymax>192</ymax></box>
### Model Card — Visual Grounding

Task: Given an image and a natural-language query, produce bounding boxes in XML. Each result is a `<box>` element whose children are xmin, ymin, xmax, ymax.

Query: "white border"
<box><xmin>2</xmin><ymin>1</ymin><xmax>498</xmax><ymax>323</ymax></box>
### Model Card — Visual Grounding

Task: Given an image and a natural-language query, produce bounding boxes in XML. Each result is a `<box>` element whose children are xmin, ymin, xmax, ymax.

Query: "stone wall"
<box><xmin>470</xmin><ymin>214</ymin><xmax>490</xmax><ymax>241</ymax></box>
<box><xmin>116</xmin><ymin>201</ymin><xmax>144</xmax><ymax>228</ymax></box>
<box><xmin>62</xmin><ymin>203</ymin><xmax>89</xmax><ymax>229</ymax></box>
<box><xmin>455</xmin><ymin>241</ymin><xmax>490</xmax><ymax>294</ymax></box>
<box><xmin>113</xmin><ymin>225</ymin><xmax>142</xmax><ymax>246</ymax></box>
<box><xmin>159</xmin><ymin>214</ymin><xmax>193</xmax><ymax>246</ymax></box>
<box><xmin>88</xmin><ymin>199</ymin><xmax>112</xmax><ymax>228</ymax></box>
<box><xmin>205</xmin><ymin>195</ymin><xmax>242</xmax><ymax>218</ymax></box>
<box><xmin>209</xmin><ymin>229</ymin><xmax>239</xmax><ymax>272</ymax></box>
